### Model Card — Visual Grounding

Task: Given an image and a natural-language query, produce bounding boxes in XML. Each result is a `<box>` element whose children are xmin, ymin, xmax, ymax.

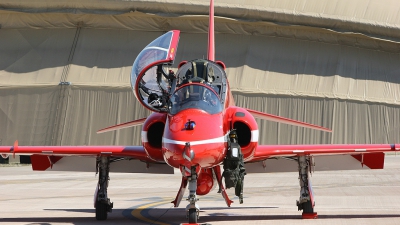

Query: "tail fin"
<box><xmin>207</xmin><ymin>0</ymin><xmax>215</xmax><ymax>61</ymax></box>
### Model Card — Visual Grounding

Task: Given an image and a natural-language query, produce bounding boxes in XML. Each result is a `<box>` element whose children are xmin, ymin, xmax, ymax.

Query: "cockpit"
<box><xmin>169</xmin><ymin>83</ymin><xmax>222</xmax><ymax>115</ymax></box>
<box><xmin>130</xmin><ymin>30</ymin><xmax>228</xmax><ymax>114</ymax></box>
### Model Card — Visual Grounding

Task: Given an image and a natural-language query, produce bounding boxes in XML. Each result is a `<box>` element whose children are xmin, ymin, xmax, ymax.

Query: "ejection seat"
<box><xmin>180</xmin><ymin>60</ymin><xmax>216</xmax><ymax>87</ymax></box>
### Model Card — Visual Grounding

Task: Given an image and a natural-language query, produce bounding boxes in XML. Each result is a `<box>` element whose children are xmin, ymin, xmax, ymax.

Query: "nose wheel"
<box><xmin>188</xmin><ymin>208</ymin><xmax>199</xmax><ymax>223</ymax></box>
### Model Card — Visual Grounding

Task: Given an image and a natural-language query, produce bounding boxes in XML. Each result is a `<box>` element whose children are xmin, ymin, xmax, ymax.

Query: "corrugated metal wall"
<box><xmin>1</xmin><ymin>1</ymin><xmax>400</xmax><ymax>149</ymax></box>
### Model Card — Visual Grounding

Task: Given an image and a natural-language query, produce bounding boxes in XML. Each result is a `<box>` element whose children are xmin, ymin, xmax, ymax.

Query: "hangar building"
<box><xmin>0</xmin><ymin>0</ymin><xmax>399</xmax><ymax>163</ymax></box>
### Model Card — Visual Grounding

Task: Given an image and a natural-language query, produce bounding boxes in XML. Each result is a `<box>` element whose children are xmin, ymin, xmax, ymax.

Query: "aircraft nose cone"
<box><xmin>183</xmin><ymin>143</ymin><xmax>195</xmax><ymax>161</ymax></box>
<box><xmin>162</xmin><ymin>109</ymin><xmax>227</xmax><ymax>168</ymax></box>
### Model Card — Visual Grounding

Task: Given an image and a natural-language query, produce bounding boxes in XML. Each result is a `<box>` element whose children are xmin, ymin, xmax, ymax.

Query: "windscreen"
<box><xmin>170</xmin><ymin>84</ymin><xmax>222</xmax><ymax>115</ymax></box>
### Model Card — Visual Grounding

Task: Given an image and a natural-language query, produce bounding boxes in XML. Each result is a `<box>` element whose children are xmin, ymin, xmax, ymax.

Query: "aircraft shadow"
<box><xmin>154</xmin><ymin>207</ymin><xmax>398</xmax><ymax>223</ymax></box>
<box><xmin>199</xmin><ymin>214</ymin><xmax>400</xmax><ymax>222</ymax></box>
<box><xmin>2</xmin><ymin>208</ymin><xmax>400</xmax><ymax>225</ymax></box>
<box><xmin>0</xmin><ymin>207</ymin><xmax>400</xmax><ymax>225</ymax></box>
<box><xmin>0</xmin><ymin>209</ymin><xmax>128</xmax><ymax>225</ymax></box>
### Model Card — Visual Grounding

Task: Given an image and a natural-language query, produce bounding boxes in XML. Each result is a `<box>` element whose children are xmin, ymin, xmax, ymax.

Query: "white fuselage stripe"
<box><xmin>251</xmin><ymin>130</ymin><xmax>259</xmax><ymax>142</ymax></box>
<box><xmin>162</xmin><ymin>130</ymin><xmax>259</xmax><ymax>146</ymax></box>
<box><xmin>162</xmin><ymin>136</ymin><xmax>226</xmax><ymax>146</ymax></box>
<box><xmin>141</xmin><ymin>131</ymin><xmax>148</xmax><ymax>142</ymax></box>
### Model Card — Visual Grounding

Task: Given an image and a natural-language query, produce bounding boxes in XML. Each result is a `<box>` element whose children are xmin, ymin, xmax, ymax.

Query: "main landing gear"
<box><xmin>94</xmin><ymin>156</ymin><xmax>113</xmax><ymax>220</ymax></box>
<box><xmin>296</xmin><ymin>156</ymin><xmax>317</xmax><ymax>219</ymax></box>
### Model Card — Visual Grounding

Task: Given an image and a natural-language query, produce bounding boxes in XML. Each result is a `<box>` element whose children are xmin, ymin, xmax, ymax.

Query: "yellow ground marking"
<box><xmin>131</xmin><ymin>200</ymin><xmax>172</xmax><ymax>225</ymax></box>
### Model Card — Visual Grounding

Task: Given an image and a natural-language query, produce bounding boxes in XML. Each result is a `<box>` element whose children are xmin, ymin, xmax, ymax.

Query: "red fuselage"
<box><xmin>162</xmin><ymin>108</ymin><xmax>227</xmax><ymax>168</ymax></box>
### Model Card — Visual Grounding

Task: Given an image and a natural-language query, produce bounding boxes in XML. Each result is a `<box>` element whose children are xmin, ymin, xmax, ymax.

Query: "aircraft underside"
<box><xmin>89</xmin><ymin>151</ymin><xmax>323</xmax><ymax>221</ymax></box>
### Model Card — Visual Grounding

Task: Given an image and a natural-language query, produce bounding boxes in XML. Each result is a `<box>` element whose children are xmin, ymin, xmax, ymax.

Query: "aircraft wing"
<box><xmin>246</xmin><ymin>144</ymin><xmax>399</xmax><ymax>173</ymax></box>
<box><xmin>0</xmin><ymin>142</ymin><xmax>174</xmax><ymax>174</ymax></box>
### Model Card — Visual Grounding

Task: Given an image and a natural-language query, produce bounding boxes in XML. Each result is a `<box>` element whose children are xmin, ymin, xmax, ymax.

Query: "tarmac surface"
<box><xmin>1</xmin><ymin>155</ymin><xmax>400</xmax><ymax>225</ymax></box>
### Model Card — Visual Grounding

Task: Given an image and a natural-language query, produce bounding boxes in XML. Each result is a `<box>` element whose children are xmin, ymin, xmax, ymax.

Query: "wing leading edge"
<box><xmin>252</xmin><ymin>144</ymin><xmax>399</xmax><ymax>160</ymax></box>
<box><xmin>247</xmin><ymin>144</ymin><xmax>399</xmax><ymax>173</ymax></box>
<box><xmin>0</xmin><ymin>141</ymin><xmax>148</xmax><ymax>159</ymax></box>
<box><xmin>0</xmin><ymin>142</ymin><xmax>173</xmax><ymax>174</ymax></box>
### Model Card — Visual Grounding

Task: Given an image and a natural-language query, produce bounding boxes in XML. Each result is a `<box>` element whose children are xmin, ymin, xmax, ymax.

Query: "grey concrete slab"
<box><xmin>1</xmin><ymin>155</ymin><xmax>400</xmax><ymax>225</ymax></box>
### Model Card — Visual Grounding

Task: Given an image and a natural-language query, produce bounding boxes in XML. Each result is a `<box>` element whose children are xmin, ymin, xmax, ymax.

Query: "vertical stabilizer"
<box><xmin>207</xmin><ymin>0</ymin><xmax>215</xmax><ymax>61</ymax></box>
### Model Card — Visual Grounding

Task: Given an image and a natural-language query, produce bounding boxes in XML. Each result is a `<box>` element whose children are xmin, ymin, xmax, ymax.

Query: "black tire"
<box><xmin>95</xmin><ymin>202</ymin><xmax>108</xmax><ymax>220</ymax></box>
<box><xmin>302</xmin><ymin>201</ymin><xmax>314</xmax><ymax>214</ymax></box>
<box><xmin>188</xmin><ymin>208</ymin><xmax>197</xmax><ymax>223</ymax></box>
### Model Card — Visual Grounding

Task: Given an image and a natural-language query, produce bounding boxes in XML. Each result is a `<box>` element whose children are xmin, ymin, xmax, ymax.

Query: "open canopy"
<box><xmin>131</xmin><ymin>30</ymin><xmax>180</xmax><ymax>112</ymax></box>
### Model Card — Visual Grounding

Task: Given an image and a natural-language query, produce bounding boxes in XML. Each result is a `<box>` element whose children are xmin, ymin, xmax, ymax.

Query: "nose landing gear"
<box><xmin>186</xmin><ymin>166</ymin><xmax>200</xmax><ymax>224</ymax></box>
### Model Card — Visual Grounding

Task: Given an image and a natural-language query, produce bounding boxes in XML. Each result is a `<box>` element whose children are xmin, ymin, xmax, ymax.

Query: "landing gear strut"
<box><xmin>94</xmin><ymin>156</ymin><xmax>113</xmax><ymax>220</ymax></box>
<box><xmin>186</xmin><ymin>166</ymin><xmax>200</xmax><ymax>224</ymax></box>
<box><xmin>296</xmin><ymin>156</ymin><xmax>317</xmax><ymax>219</ymax></box>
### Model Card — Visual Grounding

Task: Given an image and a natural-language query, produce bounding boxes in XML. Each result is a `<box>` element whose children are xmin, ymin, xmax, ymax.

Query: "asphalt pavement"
<box><xmin>1</xmin><ymin>155</ymin><xmax>400</xmax><ymax>225</ymax></box>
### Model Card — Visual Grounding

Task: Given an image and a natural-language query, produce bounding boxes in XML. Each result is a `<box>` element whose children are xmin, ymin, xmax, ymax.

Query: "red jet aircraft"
<box><xmin>1</xmin><ymin>0</ymin><xmax>399</xmax><ymax>224</ymax></box>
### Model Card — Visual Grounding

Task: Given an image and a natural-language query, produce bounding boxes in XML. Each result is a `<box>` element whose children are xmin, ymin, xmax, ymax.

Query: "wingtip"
<box><xmin>96</xmin><ymin>128</ymin><xmax>109</xmax><ymax>134</ymax></box>
<box><xmin>319</xmin><ymin>127</ymin><xmax>333</xmax><ymax>133</ymax></box>
<box><xmin>13</xmin><ymin>140</ymin><xmax>18</xmax><ymax>158</ymax></box>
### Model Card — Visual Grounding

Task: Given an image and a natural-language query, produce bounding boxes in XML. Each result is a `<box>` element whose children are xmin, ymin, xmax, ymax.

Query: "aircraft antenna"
<box><xmin>207</xmin><ymin>0</ymin><xmax>215</xmax><ymax>61</ymax></box>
